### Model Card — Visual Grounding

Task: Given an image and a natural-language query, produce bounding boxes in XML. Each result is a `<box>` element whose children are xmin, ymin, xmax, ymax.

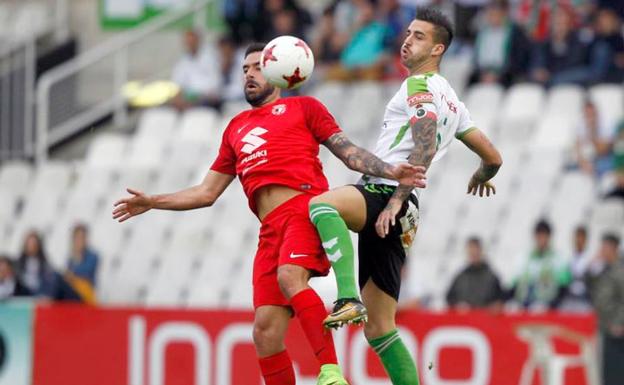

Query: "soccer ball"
<box><xmin>260</xmin><ymin>35</ymin><xmax>314</xmax><ymax>90</ymax></box>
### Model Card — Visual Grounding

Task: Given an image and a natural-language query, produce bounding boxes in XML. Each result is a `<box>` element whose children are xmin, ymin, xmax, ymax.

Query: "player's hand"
<box><xmin>112</xmin><ymin>188</ymin><xmax>153</xmax><ymax>222</ymax></box>
<box><xmin>375</xmin><ymin>199</ymin><xmax>402</xmax><ymax>238</ymax></box>
<box><xmin>467</xmin><ymin>177</ymin><xmax>496</xmax><ymax>197</ymax></box>
<box><xmin>392</xmin><ymin>163</ymin><xmax>427</xmax><ymax>188</ymax></box>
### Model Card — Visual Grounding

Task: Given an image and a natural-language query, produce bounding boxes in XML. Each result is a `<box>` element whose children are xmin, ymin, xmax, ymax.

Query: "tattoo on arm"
<box><xmin>324</xmin><ymin>132</ymin><xmax>396</xmax><ymax>179</ymax></box>
<box><xmin>388</xmin><ymin>116</ymin><xmax>438</xmax><ymax>204</ymax></box>
<box><xmin>461</xmin><ymin>131</ymin><xmax>502</xmax><ymax>183</ymax></box>
<box><xmin>472</xmin><ymin>162</ymin><xmax>501</xmax><ymax>183</ymax></box>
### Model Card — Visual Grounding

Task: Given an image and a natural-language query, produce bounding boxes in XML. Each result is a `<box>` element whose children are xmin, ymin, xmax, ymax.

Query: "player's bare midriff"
<box><xmin>254</xmin><ymin>184</ymin><xmax>303</xmax><ymax>221</ymax></box>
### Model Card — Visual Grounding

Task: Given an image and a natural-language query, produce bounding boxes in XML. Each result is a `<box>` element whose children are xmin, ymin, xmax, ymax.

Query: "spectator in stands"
<box><xmin>586</xmin><ymin>233</ymin><xmax>624</xmax><ymax>385</ymax></box>
<box><xmin>511</xmin><ymin>220</ymin><xmax>571</xmax><ymax>310</ymax></box>
<box><xmin>593</xmin><ymin>8</ymin><xmax>624</xmax><ymax>83</ymax></box>
<box><xmin>453</xmin><ymin>0</ymin><xmax>490</xmax><ymax>47</ymax></box>
<box><xmin>575</xmin><ymin>99</ymin><xmax>614</xmax><ymax>178</ymax></box>
<box><xmin>530</xmin><ymin>8</ymin><xmax>591</xmax><ymax>86</ymax></box>
<box><xmin>446</xmin><ymin>237</ymin><xmax>504</xmax><ymax>311</ymax></box>
<box><xmin>560</xmin><ymin>226</ymin><xmax>593</xmax><ymax>312</ymax></box>
<box><xmin>223</xmin><ymin>0</ymin><xmax>263</xmax><ymax>44</ymax></box>
<box><xmin>605</xmin><ymin>119</ymin><xmax>624</xmax><ymax>200</ymax></box>
<box><xmin>261</xmin><ymin>0</ymin><xmax>312</xmax><ymax>41</ymax></box>
<box><xmin>311</xmin><ymin>5</ymin><xmax>344</xmax><ymax>70</ymax></box>
<box><xmin>325</xmin><ymin>0</ymin><xmax>388</xmax><ymax>82</ymax></box>
<box><xmin>170</xmin><ymin>30</ymin><xmax>224</xmax><ymax>111</ymax></box>
<box><xmin>54</xmin><ymin>224</ymin><xmax>99</xmax><ymax>304</ymax></box>
<box><xmin>469</xmin><ymin>0</ymin><xmax>531</xmax><ymax>87</ymax></box>
<box><xmin>517</xmin><ymin>0</ymin><xmax>585</xmax><ymax>42</ymax></box>
<box><xmin>16</xmin><ymin>231</ymin><xmax>56</xmax><ymax>297</ymax></box>
<box><xmin>217</xmin><ymin>36</ymin><xmax>245</xmax><ymax>103</ymax></box>
<box><xmin>0</xmin><ymin>256</ymin><xmax>31</xmax><ymax>300</ymax></box>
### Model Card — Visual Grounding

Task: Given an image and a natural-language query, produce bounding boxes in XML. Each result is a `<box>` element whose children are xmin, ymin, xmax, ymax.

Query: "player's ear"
<box><xmin>431</xmin><ymin>43</ymin><xmax>445</xmax><ymax>58</ymax></box>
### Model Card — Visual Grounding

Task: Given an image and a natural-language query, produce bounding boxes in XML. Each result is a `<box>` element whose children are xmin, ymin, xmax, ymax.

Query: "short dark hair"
<box><xmin>467</xmin><ymin>236</ymin><xmax>482</xmax><ymax>247</ymax></box>
<box><xmin>415</xmin><ymin>7</ymin><xmax>454</xmax><ymax>53</ymax></box>
<box><xmin>602</xmin><ymin>233</ymin><xmax>621</xmax><ymax>247</ymax></box>
<box><xmin>245</xmin><ymin>42</ymin><xmax>266</xmax><ymax>58</ymax></box>
<box><xmin>73</xmin><ymin>223</ymin><xmax>89</xmax><ymax>235</ymax></box>
<box><xmin>535</xmin><ymin>219</ymin><xmax>552</xmax><ymax>235</ymax></box>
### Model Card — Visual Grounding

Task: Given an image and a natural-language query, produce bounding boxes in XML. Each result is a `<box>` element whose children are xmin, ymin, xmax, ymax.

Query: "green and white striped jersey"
<box><xmin>362</xmin><ymin>72</ymin><xmax>476</xmax><ymax>193</ymax></box>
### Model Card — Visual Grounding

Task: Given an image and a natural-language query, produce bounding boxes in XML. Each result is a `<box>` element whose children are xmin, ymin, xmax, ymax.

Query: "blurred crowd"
<box><xmin>0</xmin><ymin>224</ymin><xmax>99</xmax><ymax>304</ymax></box>
<box><xmin>168</xmin><ymin>0</ymin><xmax>624</xmax><ymax>110</ymax></box>
<box><xmin>168</xmin><ymin>1</ymin><xmax>624</xmax><ymax>191</ymax></box>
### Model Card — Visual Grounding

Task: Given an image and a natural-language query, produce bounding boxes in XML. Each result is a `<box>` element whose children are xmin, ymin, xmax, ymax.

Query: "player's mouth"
<box><xmin>245</xmin><ymin>82</ymin><xmax>260</xmax><ymax>91</ymax></box>
<box><xmin>401</xmin><ymin>47</ymin><xmax>410</xmax><ymax>59</ymax></box>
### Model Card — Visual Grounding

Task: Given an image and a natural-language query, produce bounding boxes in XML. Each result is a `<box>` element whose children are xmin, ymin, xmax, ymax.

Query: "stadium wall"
<box><xmin>0</xmin><ymin>303</ymin><xmax>598</xmax><ymax>385</ymax></box>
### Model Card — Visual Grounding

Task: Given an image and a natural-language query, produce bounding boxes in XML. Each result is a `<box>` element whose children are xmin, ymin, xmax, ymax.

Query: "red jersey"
<box><xmin>210</xmin><ymin>96</ymin><xmax>341</xmax><ymax>215</ymax></box>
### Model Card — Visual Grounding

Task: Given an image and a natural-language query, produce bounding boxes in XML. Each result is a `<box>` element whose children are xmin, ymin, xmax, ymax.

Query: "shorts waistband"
<box><xmin>260</xmin><ymin>192</ymin><xmax>311</xmax><ymax>225</ymax></box>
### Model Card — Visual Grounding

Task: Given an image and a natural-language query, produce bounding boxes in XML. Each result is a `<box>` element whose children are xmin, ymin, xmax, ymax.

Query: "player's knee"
<box><xmin>277</xmin><ymin>265</ymin><xmax>309</xmax><ymax>299</ymax></box>
<box><xmin>253</xmin><ymin>319</ymin><xmax>284</xmax><ymax>352</ymax></box>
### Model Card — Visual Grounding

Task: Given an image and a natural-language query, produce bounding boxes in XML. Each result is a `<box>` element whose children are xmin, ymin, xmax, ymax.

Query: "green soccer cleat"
<box><xmin>323</xmin><ymin>298</ymin><xmax>368</xmax><ymax>329</ymax></box>
<box><xmin>317</xmin><ymin>364</ymin><xmax>350</xmax><ymax>385</ymax></box>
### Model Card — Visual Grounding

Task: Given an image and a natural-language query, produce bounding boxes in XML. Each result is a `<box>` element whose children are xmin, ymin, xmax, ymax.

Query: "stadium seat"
<box><xmin>499</xmin><ymin>84</ymin><xmax>546</xmax><ymax>143</ymax></box>
<box><xmin>166</xmin><ymin>139</ymin><xmax>211</xmax><ymax>171</ymax></box>
<box><xmin>532</xmin><ymin>114</ymin><xmax>575</xmax><ymax>149</ymax></box>
<box><xmin>125</xmin><ymin>136</ymin><xmax>168</xmax><ymax>169</ymax></box>
<box><xmin>589</xmin><ymin>84</ymin><xmax>624</xmax><ymax>126</ymax></box>
<box><xmin>0</xmin><ymin>160</ymin><xmax>33</xmax><ymax>197</ymax></box>
<box><xmin>440</xmin><ymin>53</ymin><xmax>472</xmax><ymax>97</ymax></box>
<box><xmin>85</xmin><ymin>133</ymin><xmax>129</xmax><ymax>169</ymax></box>
<box><xmin>464</xmin><ymin>83</ymin><xmax>505</xmax><ymax>136</ymax></box>
<box><xmin>545</xmin><ymin>85</ymin><xmax>584</xmax><ymax>119</ymax></box>
<box><xmin>310</xmin><ymin>81</ymin><xmax>347</xmax><ymax>115</ymax></box>
<box><xmin>178</xmin><ymin>108</ymin><xmax>221</xmax><ymax>146</ymax></box>
<box><xmin>135</xmin><ymin>107</ymin><xmax>178</xmax><ymax>139</ymax></box>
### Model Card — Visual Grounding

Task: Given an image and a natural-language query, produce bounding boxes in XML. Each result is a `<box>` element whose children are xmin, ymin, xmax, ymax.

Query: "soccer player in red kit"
<box><xmin>112</xmin><ymin>43</ymin><xmax>426</xmax><ymax>385</ymax></box>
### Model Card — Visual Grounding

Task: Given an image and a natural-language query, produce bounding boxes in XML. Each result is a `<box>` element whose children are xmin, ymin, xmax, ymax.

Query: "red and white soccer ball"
<box><xmin>260</xmin><ymin>35</ymin><xmax>315</xmax><ymax>90</ymax></box>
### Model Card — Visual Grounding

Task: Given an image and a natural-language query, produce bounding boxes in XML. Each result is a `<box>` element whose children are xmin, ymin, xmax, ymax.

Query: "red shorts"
<box><xmin>253</xmin><ymin>193</ymin><xmax>330</xmax><ymax>309</ymax></box>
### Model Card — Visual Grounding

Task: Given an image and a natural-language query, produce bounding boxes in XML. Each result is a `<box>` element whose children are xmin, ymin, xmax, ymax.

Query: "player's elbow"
<box><xmin>485</xmin><ymin>150</ymin><xmax>503</xmax><ymax>169</ymax></box>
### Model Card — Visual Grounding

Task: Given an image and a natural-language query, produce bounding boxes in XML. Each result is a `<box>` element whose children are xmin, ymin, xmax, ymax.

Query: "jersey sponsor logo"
<box><xmin>441</xmin><ymin>94</ymin><xmax>457</xmax><ymax>113</ymax></box>
<box><xmin>241</xmin><ymin>149</ymin><xmax>267</xmax><ymax>164</ymax></box>
<box><xmin>241</xmin><ymin>127</ymin><xmax>268</xmax><ymax>154</ymax></box>
<box><xmin>289</xmin><ymin>253</ymin><xmax>308</xmax><ymax>259</ymax></box>
<box><xmin>242</xmin><ymin>159</ymin><xmax>268</xmax><ymax>175</ymax></box>
<box><xmin>272</xmin><ymin>104</ymin><xmax>286</xmax><ymax>115</ymax></box>
<box><xmin>407</xmin><ymin>92</ymin><xmax>433</xmax><ymax>107</ymax></box>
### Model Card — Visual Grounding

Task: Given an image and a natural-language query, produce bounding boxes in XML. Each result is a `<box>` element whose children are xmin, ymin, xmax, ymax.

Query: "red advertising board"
<box><xmin>32</xmin><ymin>304</ymin><xmax>597</xmax><ymax>385</ymax></box>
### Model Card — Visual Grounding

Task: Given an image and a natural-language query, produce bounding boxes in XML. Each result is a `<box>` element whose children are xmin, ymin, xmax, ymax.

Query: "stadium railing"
<box><xmin>0</xmin><ymin>0</ymin><xmax>69</xmax><ymax>162</ymax></box>
<box><xmin>35</xmin><ymin>0</ymin><xmax>214</xmax><ymax>164</ymax></box>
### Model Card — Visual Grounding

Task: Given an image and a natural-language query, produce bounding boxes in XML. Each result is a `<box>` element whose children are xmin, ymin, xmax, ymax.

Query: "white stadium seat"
<box><xmin>0</xmin><ymin>160</ymin><xmax>33</xmax><ymax>197</ymax></box>
<box><xmin>589</xmin><ymin>84</ymin><xmax>623</xmax><ymax>127</ymax></box>
<box><xmin>545</xmin><ymin>85</ymin><xmax>584</xmax><ymax>119</ymax></box>
<box><xmin>310</xmin><ymin>82</ymin><xmax>347</xmax><ymax>116</ymax></box>
<box><xmin>499</xmin><ymin>83</ymin><xmax>546</xmax><ymax>142</ymax></box>
<box><xmin>135</xmin><ymin>107</ymin><xmax>178</xmax><ymax>139</ymax></box>
<box><xmin>464</xmin><ymin>83</ymin><xmax>504</xmax><ymax>136</ymax></box>
<box><xmin>85</xmin><ymin>133</ymin><xmax>129</xmax><ymax>169</ymax></box>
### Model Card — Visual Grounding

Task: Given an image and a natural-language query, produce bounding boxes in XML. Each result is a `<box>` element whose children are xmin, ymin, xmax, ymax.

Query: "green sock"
<box><xmin>368</xmin><ymin>329</ymin><xmax>420</xmax><ymax>385</ymax></box>
<box><xmin>309</xmin><ymin>203</ymin><xmax>360</xmax><ymax>300</ymax></box>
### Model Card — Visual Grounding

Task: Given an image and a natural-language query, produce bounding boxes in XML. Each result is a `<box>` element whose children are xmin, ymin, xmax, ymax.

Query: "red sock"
<box><xmin>290</xmin><ymin>288</ymin><xmax>338</xmax><ymax>365</ymax></box>
<box><xmin>258</xmin><ymin>350</ymin><xmax>296</xmax><ymax>385</ymax></box>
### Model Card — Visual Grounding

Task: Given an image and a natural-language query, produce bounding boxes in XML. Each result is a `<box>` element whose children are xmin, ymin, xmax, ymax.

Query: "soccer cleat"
<box><xmin>317</xmin><ymin>364</ymin><xmax>350</xmax><ymax>385</ymax></box>
<box><xmin>323</xmin><ymin>298</ymin><xmax>368</xmax><ymax>329</ymax></box>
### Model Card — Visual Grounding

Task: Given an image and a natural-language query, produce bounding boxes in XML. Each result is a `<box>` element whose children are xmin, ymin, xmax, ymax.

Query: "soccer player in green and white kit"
<box><xmin>309</xmin><ymin>8</ymin><xmax>503</xmax><ymax>384</ymax></box>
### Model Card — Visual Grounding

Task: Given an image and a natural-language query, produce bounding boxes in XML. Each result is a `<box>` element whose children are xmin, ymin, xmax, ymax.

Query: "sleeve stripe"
<box><xmin>407</xmin><ymin>77</ymin><xmax>428</xmax><ymax>96</ymax></box>
<box><xmin>455</xmin><ymin>126</ymin><xmax>478</xmax><ymax>140</ymax></box>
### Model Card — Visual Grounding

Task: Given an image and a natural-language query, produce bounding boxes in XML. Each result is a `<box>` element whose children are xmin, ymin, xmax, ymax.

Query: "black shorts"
<box><xmin>353</xmin><ymin>183</ymin><xmax>419</xmax><ymax>301</ymax></box>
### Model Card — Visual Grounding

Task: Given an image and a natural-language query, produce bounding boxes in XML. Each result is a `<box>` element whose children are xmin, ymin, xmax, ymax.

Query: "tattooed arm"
<box><xmin>375</xmin><ymin>116</ymin><xmax>438</xmax><ymax>237</ymax></box>
<box><xmin>460</xmin><ymin>129</ymin><xmax>502</xmax><ymax>196</ymax></box>
<box><xmin>323</xmin><ymin>132</ymin><xmax>426</xmax><ymax>186</ymax></box>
